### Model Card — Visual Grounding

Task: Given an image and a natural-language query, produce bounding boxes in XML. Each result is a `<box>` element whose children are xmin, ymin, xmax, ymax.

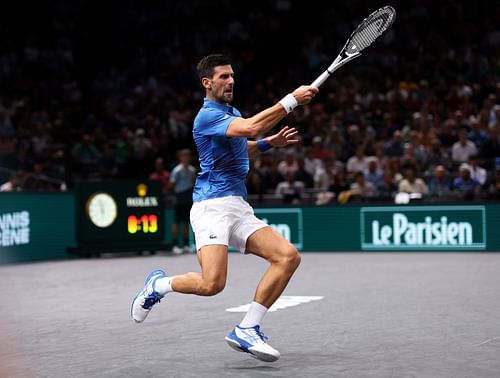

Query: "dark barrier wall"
<box><xmin>1</xmin><ymin>193</ymin><xmax>500</xmax><ymax>263</ymax></box>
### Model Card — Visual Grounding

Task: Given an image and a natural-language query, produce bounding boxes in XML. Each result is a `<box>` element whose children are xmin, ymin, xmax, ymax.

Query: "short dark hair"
<box><xmin>196</xmin><ymin>54</ymin><xmax>231</xmax><ymax>80</ymax></box>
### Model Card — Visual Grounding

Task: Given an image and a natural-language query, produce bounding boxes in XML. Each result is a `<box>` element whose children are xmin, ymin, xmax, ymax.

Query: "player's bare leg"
<box><xmin>225</xmin><ymin>226</ymin><xmax>300</xmax><ymax>362</ymax></box>
<box><xmin>171</xmin><ymin>245</ymin><xmax>228</xmax><ymax>295</ymax></box>
<box><xmin>246</xmin><ymin>226</ymin><xmax>301</xmax><ymax>307</ymax></box>
<box><xmin>131</xmin><ymin>245</ymin><xmax>228</xmax><ymax>322</ymax></box>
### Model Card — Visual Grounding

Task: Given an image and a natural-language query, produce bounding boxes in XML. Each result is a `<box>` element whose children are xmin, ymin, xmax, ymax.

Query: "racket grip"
<box><xmin>311</xmin><ymin>71</ymin><xmax>330</xmax><ymax>88</ymax></box>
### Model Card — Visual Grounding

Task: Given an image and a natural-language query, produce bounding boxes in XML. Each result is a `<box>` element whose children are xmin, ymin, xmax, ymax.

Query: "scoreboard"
<box><xmin>73</xmin><ymin>180</ymin><xmax>166</xmax><ymax>255</ymax></box>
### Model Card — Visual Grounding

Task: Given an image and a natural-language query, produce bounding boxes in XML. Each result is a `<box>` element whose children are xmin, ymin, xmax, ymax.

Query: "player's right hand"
<box><xmin>292</xmin><ymin>85</ymin><xmax>319</xmax><ymax>105</ymax></box>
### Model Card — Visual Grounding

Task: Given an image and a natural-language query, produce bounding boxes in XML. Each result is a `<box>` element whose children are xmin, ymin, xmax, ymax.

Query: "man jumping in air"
<box><xmin>131</xmin><ymin>54</ymin><xmax>318</xmax><ymax>362</ymax></box>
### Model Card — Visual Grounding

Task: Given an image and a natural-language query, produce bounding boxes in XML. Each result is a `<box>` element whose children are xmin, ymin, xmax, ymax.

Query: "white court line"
<box><xmin>226</xmin><ymin>295</ymin><xmax>324</xmax><ymax>313</ymax></box>
<box><xmin>472</xmin><ymin>335</ymin><xmax>500</xmax><ymax>347</ymax></box>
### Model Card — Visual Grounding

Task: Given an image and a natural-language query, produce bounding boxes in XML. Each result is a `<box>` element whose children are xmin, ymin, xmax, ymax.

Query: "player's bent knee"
<box><xmin>199</xmin><ymin>279</ymin><xmax>225</xmax><ymax>296</ymax></box>
<box><xmin>277</xmin><ymin>245</ymin><xmax>301</xmax><ymax>271</ymax></box>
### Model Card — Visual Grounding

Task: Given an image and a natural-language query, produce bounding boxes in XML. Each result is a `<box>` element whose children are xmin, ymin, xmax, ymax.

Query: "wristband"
<box><xmin>279</xmin><ymin>93</ymin><xmax>298</xmax><ymax>114</ymax></box>
<box><xmin>257</xmin><ymin>139</ymin><xmax>272</xmax><ymax>152</ymax></box>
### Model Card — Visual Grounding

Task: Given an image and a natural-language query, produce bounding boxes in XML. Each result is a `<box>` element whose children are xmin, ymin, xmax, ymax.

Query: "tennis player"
<box><xmin>131</xmin><ymin>54</ymin><xmax>318</xmax><ymax>362</ymax></box>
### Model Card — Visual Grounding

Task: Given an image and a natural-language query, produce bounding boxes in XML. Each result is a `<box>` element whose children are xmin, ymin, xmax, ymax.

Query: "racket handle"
<box><xmin>311</xmin><ymin>71</ymin><xmax>330</xmax><ymax>88</ymax></box>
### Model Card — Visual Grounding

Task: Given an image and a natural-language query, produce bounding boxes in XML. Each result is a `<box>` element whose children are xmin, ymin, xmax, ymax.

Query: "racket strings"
<box><xmin>347</xmin><ymin>8</ymin><xmax>395</xmax><ymax>53</ymax></box>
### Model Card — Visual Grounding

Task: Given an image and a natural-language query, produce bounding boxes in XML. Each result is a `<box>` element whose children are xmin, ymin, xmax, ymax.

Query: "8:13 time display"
<box><xmin>128</xmin><ymin>214</ymin><xmax>158</xmax><ymax>234</ymax></box>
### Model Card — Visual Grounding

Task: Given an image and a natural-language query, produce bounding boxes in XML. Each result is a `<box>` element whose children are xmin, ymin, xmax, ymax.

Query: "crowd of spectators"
<box><xmin>0</xmin><ymin>1</ymin><xmax>500</xmax><ymax>204</ymax></box>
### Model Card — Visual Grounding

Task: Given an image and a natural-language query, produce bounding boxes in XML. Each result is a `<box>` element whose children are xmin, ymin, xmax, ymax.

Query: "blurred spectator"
<box><xmin>388</xmin><ymin>157</ymin><xmax>403</xmax><ymax>185</ymax></box>
<box><xmin>439</xmin><ymin>119</ymin><xmax>458</xmax><ymax>148</ymax></box>
<box><xmin>149</xmin><ymin>157</ymin><xmax>171</xmax><ymax>193</ymax></box>
<box><xmin>277</xmin><ymin>150</ymin><xmax>298</xmax><ymax>179</ymax></box>
<box><xmin>329</xmin><ymin>169</ymin><xmax>350</xmax><ymax>197</ymax></box>
<box><xmin>377</xmin><ymin>170</ymin><xmax>398</xmax><ymax>200</ymax></box>
<box><xmin>384</xmin><ymin>130</ymin><xmax>404</xmax><ymax>158</ymax></box>
<box><xmin>254</xmin><ymin>153</ymin><xmax>280</xmax><ymax>191</ymax></box>
<box><xmin>401</xmin><ymin>143</ymin><xmax>422</xmax><ymax>172</ymax></box>
<box><xmin>303</xmin><ymin>147</ymin><xmax>323</xmax><ymax>178</ymax></box>
<box><xmin>489</xmin><ymin>104</ymin><xmax>500</xmax><ymax>128</ymax></box>
<box><xmin>349</xmin><ymin>171</ymin><xmax>378</xmax><ymax>199</ymax></box>
<box><xmin>31</xmin><ymin>122</ymin><xmax>53</xmax><ymax>157</ymax></box>
<box><xmin>131</xmin><ymin>128</ymin><xmax>155</xmax><ymax>177</ymax></box>
<box><xmin>275</xmin><ymin>172</ymin><xmax>304</xmax><ymax>204</ymax></box>
<box><xmin>452</xmin><ymin>163</ymin><xmax>481</xmax><ymax>200</ymax></box>
<box><xmin>373</xmin><ymin>142</ymin><xmax>389</xmax><ymax>170</ymax></box>
<box><xmin>468</xmin><ymin>116</ymin><xmax>487</xmax><ymax>149</ymax></box>
<box><xmin>310</xmin><ymin>136</ymin><xmax>330</xmax><ymax>160</ymax></box>
<box><xmin>408</xmin><ymin>131</ymin><xmax>428</xmax><ymax>167</ymax></box>
<box><xmin>324</xmin><ymin>125</ymin><xmax>345</xmax><ymax>159</ymax></box>
<box><xmin>479</xmin><ymin>126</ymin><xmax>500</xmax><ymax>168</ymax></box>
<box><xmin>452</xmin><ymin>164</ymin><xmax>480</xmax><ymax>200</ymax></box>
<box><xmin>170</xmin><ymin>149</ymin><xmax>196</xmax><ymax>254</ymax></box>
<box><xmin>398</xmin><ymin>168</ymin><xmax>429</xmax><ymax>195</ymax></box>
<box><xmin>425</xmin><ymin>138</ymin><xmax>452</xmax><ymax>174</ymax></box>
<box><xmin>363</xmin><ymin>157</ymin><xmax>383</xmax><ymax>188</ymax></box>
<box><xmin>451</xmin><ymin>128</ymin><xmax>477</xmax><ymax>164</ymax></box>
<box><xmin>115</xmin><ymin>128</ymin><xmax>134</xmax><ymax>167</ymax></box>
<box><xmin>71</xmin><ymin>134</ymin><xmax>101</xmax><ymax>178</ymax></box>
<box><xmin>465</xmin><ymin>155</ymin><xmax>487</xmax><ymax>187</ymax></box>
<box><xmin>247</xmin><ymin>161</ymin><xmax>264</xmax><ymax>197</ymax></box>
<box><xmin>294</xmin><ymin>158</ymin><xmax>314</xmax><ymax>188</ymax></box>
<box><xmin>314</xmin><ymin>156</ymin><xmax>337</xmax><ymax>192</ymax></box>
<box><xmin>427</xmin><ymin>165</ymin><xmax>452</xmax><ymax>199</ymax></box>
<box><xmin>347</xmin><ymin>144</ymin><xmax>369</xmax><ymax>176</ymax></box>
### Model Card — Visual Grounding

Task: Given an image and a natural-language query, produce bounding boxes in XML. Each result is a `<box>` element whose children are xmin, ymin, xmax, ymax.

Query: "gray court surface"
<box><xmin>1</xmin><ymin>252</ymin><xmax>499</xmax><ymax>378</ymax></box>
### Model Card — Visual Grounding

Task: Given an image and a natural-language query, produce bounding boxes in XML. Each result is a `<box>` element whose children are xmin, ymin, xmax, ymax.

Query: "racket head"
<box><xmin>342</xmin><ymin>6</ymin><xmax>396</xmax><ymax>56</ymax></box>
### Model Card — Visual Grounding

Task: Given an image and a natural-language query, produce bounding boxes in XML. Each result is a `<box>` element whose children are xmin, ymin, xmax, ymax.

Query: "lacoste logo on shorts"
<box><xmin>209</xmin><ymin>234</ymin><xmax>217</xmax><ymax>239</ymax></box>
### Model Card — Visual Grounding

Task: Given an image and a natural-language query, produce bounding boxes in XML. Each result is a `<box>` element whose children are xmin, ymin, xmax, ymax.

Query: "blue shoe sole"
<box><xmin>225</xmin><ymin>336</ymin><xmax>247</xmax><ymax>353</ymax></box>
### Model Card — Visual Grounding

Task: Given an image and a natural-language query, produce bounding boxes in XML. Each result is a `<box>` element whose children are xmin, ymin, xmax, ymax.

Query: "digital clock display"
<box><xmin>76</xmin><ymin>180</ymin><xmax>165</xmax><ymax>249</ymax></box>
<box><xmin>128</xmin><ymin>215</ymin><xmax>158</xmax><ymax>234</ymax></box>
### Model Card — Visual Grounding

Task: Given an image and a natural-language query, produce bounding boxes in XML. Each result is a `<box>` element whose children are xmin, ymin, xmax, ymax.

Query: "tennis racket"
<box><xmin>311</xmin><ymin>6</ymin><xmax>396</xmax><ymax>88</ymax></box>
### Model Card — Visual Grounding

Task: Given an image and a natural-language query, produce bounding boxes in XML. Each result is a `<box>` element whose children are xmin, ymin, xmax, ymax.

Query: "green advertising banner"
<box><xmin>298</xmin><ymin>204</ymin><xmax>500</xmax><ymax>252</ymax></box>
<box><xmin>0</xmin><ymin>193</ymin><xmax>75</xmax><ymax>263</ymax></box>
<box><xmin>360</xmin><ymin>206</ymin><xmax>486</xmax><ymax>250</ymax></box>
<box><xmin>254</xmin><ymin>208</ymin><xmax>304</xmax><ymax>249</ymax></box>
<box><xmin>1</xmin><ymin>192</ymin><xmax>500</xmax><ymax>264</ymax></box>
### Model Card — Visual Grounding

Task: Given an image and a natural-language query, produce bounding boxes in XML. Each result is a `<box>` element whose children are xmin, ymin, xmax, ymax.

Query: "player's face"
<box><xmin>207</xmin><ymin>65</ymin><xmax>234</xmax><ymax>103</ymax></box>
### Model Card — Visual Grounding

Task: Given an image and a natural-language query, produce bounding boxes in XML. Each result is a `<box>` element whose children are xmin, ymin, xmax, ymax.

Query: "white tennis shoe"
<box><xmin>225</xmin><ymin>325</ymin><xmax>280</xmax><ymax>362</ymax></box>
<box><xmin>130</xmin><ymin>269</ymin><xmax>166</xmax><ymax>323</ymax></box>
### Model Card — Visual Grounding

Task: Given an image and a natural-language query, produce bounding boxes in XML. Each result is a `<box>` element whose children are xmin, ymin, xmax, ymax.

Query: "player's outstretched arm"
<box><xmin>227</xmin><ymin>86</ymin><xmax>318</xmax><ymax>138</ymax></box>
<box><xmin>247</xmin><ymin>126</ymin><xmax>299</xmax><ymax>158</ymax></box>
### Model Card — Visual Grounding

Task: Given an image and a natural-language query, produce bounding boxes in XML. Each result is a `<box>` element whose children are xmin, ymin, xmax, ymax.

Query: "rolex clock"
<box><xmin>71</xmin><ymin>180</ymin><xmax>165</xmax><ymax>255</ymax></box>
<box><xmin>86</xmin><ymin>192</ymin><xmax>117</xmax><ymax>228</ymax></box>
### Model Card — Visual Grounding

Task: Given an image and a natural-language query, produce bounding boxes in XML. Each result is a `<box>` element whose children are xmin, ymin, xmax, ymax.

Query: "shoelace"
<box><xmin>142</xmin><ymin>291</ymin><xmax>162</xmax><ymax>309</ymax></box>
<box><xmin>257</xmin><ymin>329</ymin><xmax>268</xmax><ymax>342</ymax></box>
<box><xmin>244</xmin><ymin>326</ymin><xmax>269</xmax><ymax>343</ymax></box>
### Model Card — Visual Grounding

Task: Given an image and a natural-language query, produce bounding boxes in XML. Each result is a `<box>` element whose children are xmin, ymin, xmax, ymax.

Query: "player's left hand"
<box><xmin>267</xmin><ymin>126</ymin><xmax>299</xmax><ymax>148</ymax></box>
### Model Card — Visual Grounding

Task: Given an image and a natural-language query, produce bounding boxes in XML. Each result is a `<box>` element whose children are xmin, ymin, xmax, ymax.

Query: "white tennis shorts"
<box><xmin>190</xmin><ymin>195</ymin><xmax>268</xmax><ymax>253</ymax></box>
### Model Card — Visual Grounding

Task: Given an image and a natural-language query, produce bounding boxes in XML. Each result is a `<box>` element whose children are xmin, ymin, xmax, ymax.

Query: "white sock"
<box><xmin>239</xmin><ymin>301</ymin><xmax>268</xmax><ymax>328</ymax></box>
<box><xmin>154</xmin><ymin>276</ymin><xmax>175</xmax><ymax>295</ymax></box>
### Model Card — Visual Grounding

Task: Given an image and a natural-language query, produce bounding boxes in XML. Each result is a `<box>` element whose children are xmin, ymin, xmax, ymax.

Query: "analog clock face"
<box><xmin>86</xmin><ymin>192</ymin><xmax>118</xmax><ymax>228</ymax></box>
